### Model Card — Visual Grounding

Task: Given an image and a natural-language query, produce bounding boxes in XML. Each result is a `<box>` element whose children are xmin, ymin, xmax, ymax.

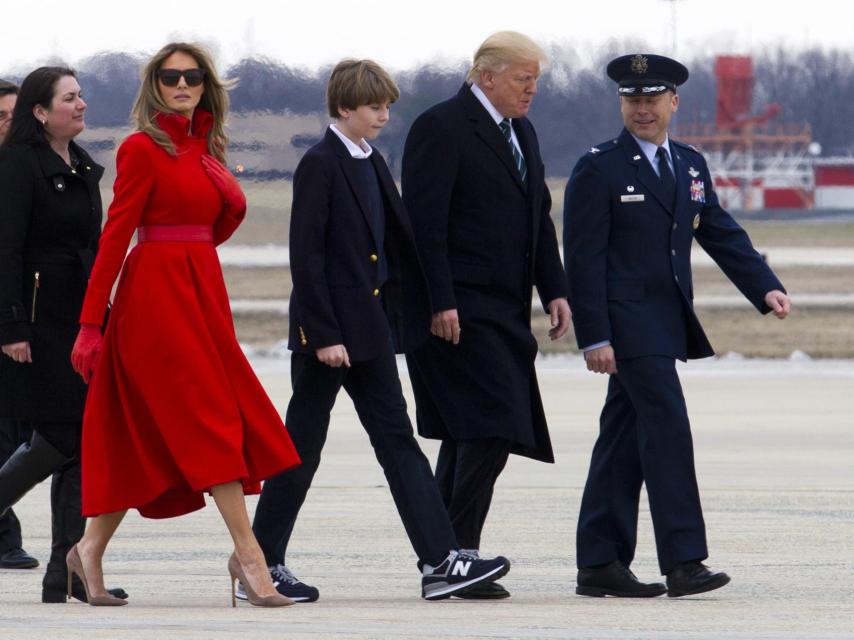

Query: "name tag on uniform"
<box><xmin>620</xmin><ymin>194</ymin><xmax>645</xmax><ymax>203</ymax></box>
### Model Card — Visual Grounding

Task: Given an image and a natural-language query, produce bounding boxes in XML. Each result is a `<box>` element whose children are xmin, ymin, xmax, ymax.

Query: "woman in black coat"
<box><xmin>0</xmin><ymin>67</ymin><xmax>124</xmax><ymax>603</ymax></box>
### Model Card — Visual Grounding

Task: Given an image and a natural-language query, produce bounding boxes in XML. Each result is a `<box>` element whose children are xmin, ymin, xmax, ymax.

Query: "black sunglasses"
<box><xmin>157</xmin><ymin>68</ymin><xmax>206</xmax><ymax>87</ymax></box>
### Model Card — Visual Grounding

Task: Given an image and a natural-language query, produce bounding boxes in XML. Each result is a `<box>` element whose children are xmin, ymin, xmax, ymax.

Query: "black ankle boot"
<box><xmin>40</xmin><ymin>459</ymin><xmax>129</xmax><ymax>604</ymax></box>
<box><xmin>0</xmin><ymin>432</ymin><xmax>70</xmax><ymax>517</ymax></box>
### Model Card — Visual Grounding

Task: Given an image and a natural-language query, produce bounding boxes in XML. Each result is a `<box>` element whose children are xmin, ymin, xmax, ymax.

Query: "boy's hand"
<box><xmin>316</xmin><ymin>344</ymin><xmax>351</xmax><ymax>368</ymax></box>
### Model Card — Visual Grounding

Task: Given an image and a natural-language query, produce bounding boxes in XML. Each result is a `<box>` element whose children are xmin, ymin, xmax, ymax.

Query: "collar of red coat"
<box><xmin>155</xmin><ymin>108</ymin><xmax>214</xmax><ymax>144</ymax></box>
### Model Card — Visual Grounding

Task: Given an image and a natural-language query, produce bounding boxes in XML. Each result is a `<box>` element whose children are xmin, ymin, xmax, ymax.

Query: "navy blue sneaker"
<box><xmin>236</xmin><ymin>564</ymin><xmax>319</xmax><ymax>603</ymax></box>
<box><xmin>421</xmin><ymin>550</ymin><xmax>510</xmax><ymax>600</ymax></box>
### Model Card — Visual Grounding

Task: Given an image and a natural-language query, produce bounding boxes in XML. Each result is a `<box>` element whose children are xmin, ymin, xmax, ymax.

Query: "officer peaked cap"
<box><xmin>607</xmin><ymin>54</ymin><xmax>689</xmax><ymax>96</ymax></box>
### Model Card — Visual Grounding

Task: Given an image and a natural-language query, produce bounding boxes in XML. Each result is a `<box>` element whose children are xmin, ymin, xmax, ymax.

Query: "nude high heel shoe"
<box><xmin>228</xmin><ymin>553</ymin><xmax>293</xmax><ymax>607</ymax></box>
<box><xmin>66</xmin><ymin>545</ymin><xmax>127</xmax><ymax>606</ymax></box>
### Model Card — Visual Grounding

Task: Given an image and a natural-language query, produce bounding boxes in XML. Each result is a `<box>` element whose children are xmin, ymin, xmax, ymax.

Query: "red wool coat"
<box><xmin>79</xmin><ymin>109</ymin><xmax>300</xmax><ymax>518</ymax></box>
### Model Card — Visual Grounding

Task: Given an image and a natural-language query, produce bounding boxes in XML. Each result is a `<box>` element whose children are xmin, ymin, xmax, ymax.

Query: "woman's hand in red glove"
<box><xmin>71</xmin><ymin>323</ymin><xmax>103</xmax><ymax>384</ymax></box>
<box><xmin>201</xmin><ymin>154</ymin><xmax>246</xmax><ymax>215</ymax></box>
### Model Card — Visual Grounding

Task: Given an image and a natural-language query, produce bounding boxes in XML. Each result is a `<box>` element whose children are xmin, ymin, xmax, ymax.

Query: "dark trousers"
<box><xmin>253</xmin><ymin>348</ymin><xmax>458</xmax><ymax>567</ymax></box>
<box><xmin>0</xmin><ymin>419</ymin><xmax>32</xmax><ymax>552</ymax></box>
<box><xmin>435</xmin><ymin>438</ymin><xmax>512</xmax><ymax>550</ymax></box>
<box><xmin>576</xmin><ymin>356</ymin><xmax>708</xmax><ymax>575</ymax></box>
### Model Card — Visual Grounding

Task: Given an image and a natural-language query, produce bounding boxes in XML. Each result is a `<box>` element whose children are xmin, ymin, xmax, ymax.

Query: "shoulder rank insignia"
<box><xmin>688</xmin><ymin>167</ymin><xmax>700</xmax><ymax>178</ymax></box>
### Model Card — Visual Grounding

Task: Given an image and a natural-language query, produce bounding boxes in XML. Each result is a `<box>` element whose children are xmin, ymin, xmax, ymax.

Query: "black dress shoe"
<box><xmin>453</xmin><ymin>581</ymin><xmax>511</xmax><ymax>599</ymax></box>
<box><xmin>42</xmin><ymin>572</ymin><xmax>129</xmax><ymax>603</ymax></box>
<box><xmin>666</xmin><ymin>562</ymin><xmax>730</xmax><ymax>597</ymax></box>
<box><xmin>576</xmin><ymin>561</ymin><xmax>667</xmax><ymax>598</ymax></box>
<box><xmin>0</xmin><ymin>548</ymin><xmax>39</xmax><ymax>569</ymax></box>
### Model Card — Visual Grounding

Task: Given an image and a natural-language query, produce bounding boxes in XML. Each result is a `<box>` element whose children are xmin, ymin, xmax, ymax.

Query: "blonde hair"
<box><xmin>466</xmin><ymin>31</ymin><xmax>548</xmax><ymax>85</ymax></box>
<box><xmin>130</xmin><ymin>42</ymin><xmax>235</xmax><ymax>161</ymax></box>
<box><xmin>326</xmin><ymin>59</ymin><xmax>400</xmax><ymax>119</ymax></box>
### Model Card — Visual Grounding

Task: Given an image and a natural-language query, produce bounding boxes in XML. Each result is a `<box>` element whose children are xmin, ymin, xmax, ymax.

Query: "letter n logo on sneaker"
<box><xmin>451</xmin><ymin>560</ymin><xmax>471</xmax><ymax>577</ymax></box>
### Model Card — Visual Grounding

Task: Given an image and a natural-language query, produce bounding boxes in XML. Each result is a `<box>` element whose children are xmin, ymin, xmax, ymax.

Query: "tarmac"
<box><xmin>1</xmin><ymin>355</ymin><xmax>853</xmax><ymax>639</ymax></box>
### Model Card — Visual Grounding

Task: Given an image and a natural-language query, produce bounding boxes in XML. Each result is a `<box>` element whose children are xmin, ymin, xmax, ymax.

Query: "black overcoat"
<box><xmin>401</xmin><ymin>85</ymin><xmax>567</xmax><ymax>462</ymax></box>
<box><xmin>287</xmin><ymin>128</ymin><xmax>432</xmax><ymax>361</ymax></box>
<box><xmin>0</xmin><ymin>141</ymin><xmax>103</xmax><ymax>421</ymax></box>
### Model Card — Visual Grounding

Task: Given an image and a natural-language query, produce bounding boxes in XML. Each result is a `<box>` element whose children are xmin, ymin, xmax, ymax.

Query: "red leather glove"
<box><xmin>201</xmin><ymin>154</ymin><xmax>246</xmax><ymax>216</ymax></box>
<box><xmin>71</xmin><ymin>323</ymin><xmax>103</xmax><ymax>384</ymax></box>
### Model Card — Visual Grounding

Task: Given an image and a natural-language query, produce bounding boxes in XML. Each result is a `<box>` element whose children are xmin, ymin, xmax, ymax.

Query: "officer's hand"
<box><xmin>584</xmin><ymin>345</ymin><xmax>617</xmax><ymax>375</ymax></box>
<box><xmin>764</xmin><ymin>290</ymin><xmax>791</xmax><ymax>319</ymax></box>
<box><xmin>431</xmin><ymin>309</ymin><xmax>461</xmax><ymax>345</ymax></box>
<box><xmin>1</xmin><ymin>341</ymin><xmax>32</xmax><ymax>364</ymax></box>
<box><xmin>316</xmin><ymin>344</ymin><xmax>351</xmax><ymax>368</ymax></box>
<box><xmin>547</xmin><ymin>298</ymin><xmax>571</xmax><ymax>340</ymax></box>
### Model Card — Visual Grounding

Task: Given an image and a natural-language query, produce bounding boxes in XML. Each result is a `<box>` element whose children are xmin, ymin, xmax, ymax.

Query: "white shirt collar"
<box><xmin>329</xmin><ymin>124</ymin><xmax>373</xmax><ymax>159</ymax></box>
<box><xmin>631</xmin><ymin>132</ymin><xmax>672</xmax><ymax>176</ymax></box>
<box><xmin>470</xmin><ymin>82</ymin><xmax>506</xmax><ymax>127</ymax></box>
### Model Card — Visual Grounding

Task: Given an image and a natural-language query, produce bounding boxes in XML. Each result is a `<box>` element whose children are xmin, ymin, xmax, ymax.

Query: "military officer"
<box><xmin>563</xmin><ymin>54</ymin><xmax>791</xmax><ymax>598</ymax></box>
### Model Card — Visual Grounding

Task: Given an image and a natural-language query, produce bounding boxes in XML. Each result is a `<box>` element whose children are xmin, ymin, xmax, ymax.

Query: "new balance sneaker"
<box><xmin>236</xmin><ymin>564</ymin><xmax>319</xmax><ymax>603</ymax></box>
<box><xmin>421</xmin><ymin>550</ymin><xmax>510</xmax><ymax>600</ymax></box>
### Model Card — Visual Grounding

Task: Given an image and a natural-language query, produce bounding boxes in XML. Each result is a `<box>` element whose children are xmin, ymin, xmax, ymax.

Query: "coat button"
<box><xmin>671</xmin><ymin>249</ymin><xmax>676</xmax><ymax>256</ymax></box>
<box><xmin>674</xmin><ymin>275</ymin><xmax>680</xmax><ymax>282</ymax></box>
<box><xmin>373</xmin><ymin>289</ymin><xmax>380</xmax><ymax>297</ymax></box>
<box><xmin>672</xmin><ymin>222</ymin><xmax>678</xmax><ymax>230</ymax></box>
<box><xmin>370</xmin><ymin>254</ymin><xmax>378</xmax><ymax>263</ymax></box>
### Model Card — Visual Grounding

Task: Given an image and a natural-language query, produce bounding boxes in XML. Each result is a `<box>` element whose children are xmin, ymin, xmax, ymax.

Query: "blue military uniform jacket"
<box><xmin>564</xmin><ymin>128</ymin><xmax>784</xmax><ymax>361</ymax></box>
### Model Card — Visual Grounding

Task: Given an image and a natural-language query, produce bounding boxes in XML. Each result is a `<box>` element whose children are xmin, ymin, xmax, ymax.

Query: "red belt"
<box><xmin>137</xmin><ymin>225</ymin><xmax>213</xmax><ymax>243</ymax></box>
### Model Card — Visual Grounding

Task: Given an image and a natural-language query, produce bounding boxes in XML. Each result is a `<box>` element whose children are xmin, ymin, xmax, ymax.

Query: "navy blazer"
<box><xmin>563</xmin><ymin>128</ymin><xmax>784</xmax><ymax>361</ymax></box>
<box><xmin>288</xmin><ymin>128</ymin><xmax>431</xmax><ymax>362</ymax></box>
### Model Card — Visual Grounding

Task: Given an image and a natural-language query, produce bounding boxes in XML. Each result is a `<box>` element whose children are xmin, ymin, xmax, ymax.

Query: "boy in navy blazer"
<box><xmin>249</xmin><ymin>59</ymin><xmax>511</xmax><ymax>602</ymax></box>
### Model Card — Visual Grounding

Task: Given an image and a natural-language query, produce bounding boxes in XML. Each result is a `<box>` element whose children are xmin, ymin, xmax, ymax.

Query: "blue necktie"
<box><xmin>656</xmin><ymin>146</ymin><xmax>676</xmax><ymax>210</ymax></box>
<box><xmin>499</xmin><ymin>118</ymin><xmax>527</xmax><ymax>182</ymax></box>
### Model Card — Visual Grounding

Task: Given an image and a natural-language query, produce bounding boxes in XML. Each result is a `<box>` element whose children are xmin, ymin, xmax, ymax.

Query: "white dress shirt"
<box><xmin>329</xmin><ymin>123</ymin><xmax>373</xmax><ymax>159</ymax></box>
<box><xmin>470</xmin><ymin>83</ymin><xmax>523</xmax><ymax>157</ymax></box>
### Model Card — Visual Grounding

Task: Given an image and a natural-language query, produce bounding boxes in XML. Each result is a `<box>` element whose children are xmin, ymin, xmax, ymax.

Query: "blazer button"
<box><xmin>671</xmin><ymin>249</ymin><xmax>676</xmax><ymax>256</ymax></box>
<box><xmin>370</xmin><ymin>254</ymin><xmax>378</xmax><ymax>263</ymax></box>
<box><xmin>373</xmin><ymin>288</ymin><xmax>380</xmax><ymax>297</ymax></box>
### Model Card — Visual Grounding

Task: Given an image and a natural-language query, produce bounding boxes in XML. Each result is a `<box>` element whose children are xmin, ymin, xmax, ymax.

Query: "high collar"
<box><xmin>154</xmin><ymin>108</ymin><xmax>214</xmax><ymax>144</ymax></box>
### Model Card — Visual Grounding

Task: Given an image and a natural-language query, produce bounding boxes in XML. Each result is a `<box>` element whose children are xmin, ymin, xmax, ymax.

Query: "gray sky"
<box><xmin>1</xmin><ymin>0</ymin><xmax>841</xmax><ymax>72</ymax></box>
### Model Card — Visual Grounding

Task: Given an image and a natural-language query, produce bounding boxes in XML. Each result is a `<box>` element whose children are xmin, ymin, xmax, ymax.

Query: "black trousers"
<box><xmin>0</xmin><ymin>419</ymin><xmax>32</xmax><ymax>552</ymax></box>
<box><xmin>435</xmin><ymin>437</ymin><xmax>512</xmax><ymax>550</ymax></box>
<box><xmin>576</xmin><ymin>356</ymin><xmax>708</xmax><ymax>574</ymax></box>
<box><xmin>253</xmin><ymin>348</ymin><xmax>458</xmax><ymax>567</ymax></box>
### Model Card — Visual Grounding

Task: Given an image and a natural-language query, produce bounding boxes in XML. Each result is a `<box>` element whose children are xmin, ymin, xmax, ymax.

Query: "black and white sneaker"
<box><xmin>421</xmin><ymin>550</ymin><xmax>510</xmax><ymax>600</ymax></box>
<box><xmin>236</xmin><ymin>564</ymin><xmax>319</xmax><ymax>603</ymax></box>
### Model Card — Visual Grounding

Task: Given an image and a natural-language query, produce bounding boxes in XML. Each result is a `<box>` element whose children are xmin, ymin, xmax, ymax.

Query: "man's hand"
<box><xmin>585</xmin><ymin>344</ymin><xmax>617</xmax><ymax>375</ymax></box>
<box><xmin>547</xmin><ymin>298</ymin><xmax>571</xmax><ymax>340</ymax></box>
<box><xmin>764</xmin><ymin>290</ymin><xmax>791</xmax><ymax>319</ymax></box>
<box><xmin>431</xmin><ymin>309</ymin><xmax>461</xmax><ymax>344</ymax></box>
<box><xmin>316</xmin><ymin>344</ymin><xmax>351</xmax><ymax>368</ymax></box>
<box><xmin>1</xmin><ymin>341</ymin><xmax>32</xmax><ymax>364</ymax></box>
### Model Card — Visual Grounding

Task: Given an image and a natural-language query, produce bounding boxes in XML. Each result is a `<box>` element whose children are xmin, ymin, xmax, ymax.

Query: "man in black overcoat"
<box><xmin>564</xmin><ymin>54</ymin><xmax>792</xmax><ymax>598</ymax></box>
<box><xmin>402</xmin><ymin>31</ymin><xmax>570</xmax><ymax>599</ymax></box>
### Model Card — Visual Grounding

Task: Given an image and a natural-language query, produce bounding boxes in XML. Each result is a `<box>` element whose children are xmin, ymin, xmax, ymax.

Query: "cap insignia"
<box><xmin>631</xmin><ymin>54</ymin><xmax>648</xmax><ymax>74</ymax></box>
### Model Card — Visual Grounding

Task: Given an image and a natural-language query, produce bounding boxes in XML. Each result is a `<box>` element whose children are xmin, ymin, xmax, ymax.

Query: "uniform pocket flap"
<box><xmin>451</xmin><ymin>260</ymin><xmax>492</xmax><ymax>286</ymax></box>
<box><xmin>607</xmin><ymin>279</ymin><xmax>644</xmax><ymax>301</ymax></box>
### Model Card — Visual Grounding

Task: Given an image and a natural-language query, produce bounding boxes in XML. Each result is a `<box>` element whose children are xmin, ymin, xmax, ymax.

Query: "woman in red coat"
<box><xmin>69</xmin><ymin>42</ymin><xmax>300</xmax><ymax>607</ymax></box>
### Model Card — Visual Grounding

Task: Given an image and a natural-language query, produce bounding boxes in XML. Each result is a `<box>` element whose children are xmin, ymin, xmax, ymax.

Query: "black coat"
<box><xmin>401</xmin><ymin>85</ymin><xmax>567</xmax><ymax>462</ymax></box>
<box><xmin>0</xmin><ymin>141</ymin><xmax>103</xmax><ymax>421</ymax></box>
<box><xmin>288</xmin><ymin>128</ymin><xmax>431</xmax><ymax>361</ymax></box>
<box><xmin>563</xmin><ymin>129</ymin><xmax>784</xmax><ymax>360</ymax></box>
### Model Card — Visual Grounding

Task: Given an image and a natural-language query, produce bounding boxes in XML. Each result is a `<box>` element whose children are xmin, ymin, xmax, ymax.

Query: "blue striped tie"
<box><xmin>499</xmin><ymin>118</ymin><xmax>527</xmax><ymax>182</ymax></box>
